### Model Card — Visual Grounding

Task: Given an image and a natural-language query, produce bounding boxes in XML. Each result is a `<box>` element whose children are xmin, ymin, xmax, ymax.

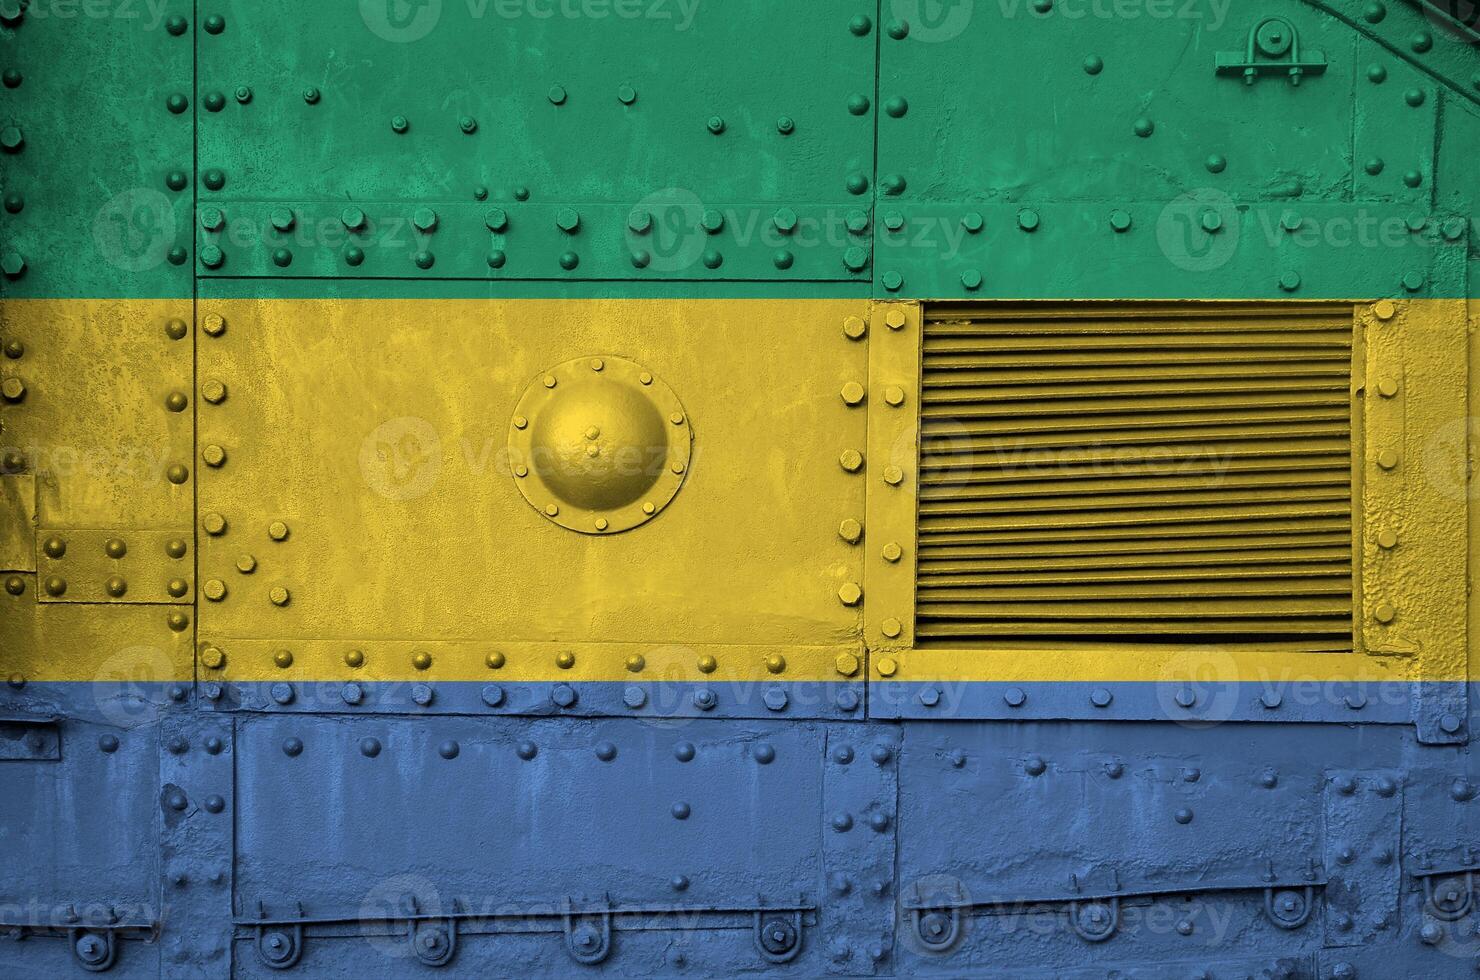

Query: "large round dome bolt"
<box><xmin>1419</xmin><ymin>921</ymin><xmax>1444</xmax><ymax>945</ymax></box>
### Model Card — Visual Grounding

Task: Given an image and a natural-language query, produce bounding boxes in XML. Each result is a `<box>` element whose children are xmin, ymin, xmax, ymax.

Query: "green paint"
<box><xmin>1</xmin><ymin>0</ymin><xmax>1475</xmax><ymax>299</ymax></box>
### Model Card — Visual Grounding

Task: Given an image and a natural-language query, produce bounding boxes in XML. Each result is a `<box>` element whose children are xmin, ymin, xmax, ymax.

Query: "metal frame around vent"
<box><xmin>863</xmin><ymin>300</ymin><xmax>1469</xmax><ymax>738</ymax></box>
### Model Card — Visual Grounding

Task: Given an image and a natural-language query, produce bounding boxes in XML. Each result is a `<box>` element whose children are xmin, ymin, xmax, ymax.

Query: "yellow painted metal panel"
<box><xmin>196</xmin><ymin>298</ymin><xmax>868</xmax><ymax>680</ymax></box>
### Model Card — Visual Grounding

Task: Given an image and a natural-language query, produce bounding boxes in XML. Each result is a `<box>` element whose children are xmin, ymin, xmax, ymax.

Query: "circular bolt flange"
<box><xmin>509</xmin><ymin>356</ymin><xmax>691</xmax><ymax>534</ymax></box>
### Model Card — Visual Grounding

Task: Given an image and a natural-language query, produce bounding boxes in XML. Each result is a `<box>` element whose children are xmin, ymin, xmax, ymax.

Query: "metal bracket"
<box><xmin>1068</xmin><ymin>897</ymin><xmax>1120</xmax><ymax>943</ymax></box>
<box><xmin>1264</xmin><ymin>885</ymin><xmax>1315</xmax><ymax>930</ymax></box>
<box><xmin>406</xmin><ymin>896</ymin><xmax>457</xmax><ymax>968</ymax></box>
<box><xmin>68</xmin><ymin>927</ymin><xmax>118</xmax><ymax>973</ymax></box>
<box><xmin>561</xmin><ymin>897</ymin><xmax>612</xmax><ymax>965</ymax></box>
<box><xmin>1416</xmin><ymin>867</ymin><xmax>1477</xmax><ymax>921</ymax></box>
<box><xmin>752</xmin><ymin>905</ymin><xmax>804</xmax><ymax>964</ymax></box>
<box><xmin>253</xmin><ymin>902</ymin><xmax>304</xmax><ymax>971</ymax></box>
<box><xmin>1216</xmin><ymin>17</ymin><xmax>1327</xmax><ymax>85</ymax></box>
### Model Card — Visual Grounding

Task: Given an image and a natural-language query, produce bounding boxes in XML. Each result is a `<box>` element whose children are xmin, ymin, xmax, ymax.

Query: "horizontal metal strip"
<box><xmin>916</xmin><ymin>597</ymin><xmax>1353</xmax><ymax>618</ymax></box>
<box><xmin>925</xmin><ymin>303</ymin><xmax>1348</xmax><ymax>324</ymax></box>
<box><xmin>918</xmin><ymin>516</ymin><xmax>1352</xmax><ymax>547</ymax></box>
<box><xmin>922</xmin><ymin>392</ymin><xmax>1350</xmax><ymax>419</ymax></box>
<box><xmin>919</xmin><ymin>503</ymin><xmax>1350</xmax><ymax>535</ymax></box>
<box><xmin>915</xmin><ymin>578</ymin><xmax>1351</xmax><ymax>600</ymax></box>
<box><xmin>921</xmin><ymin>332</ymin><xmax>1351</xmax><ymax>353</ymax></box>
<box><xmin>921</xmin><ymin>438</ymin><xmax>1350</xmax><ymax>468</ymax></box>
<box><xmin>922</xmin><ymin>408</ymin><xmax>1351</xmax><ymax>439</ymax></box>
<box><xmin>919</xmin><ymin>468</ymin><xmax>1350</xmax><ymax>499</ymax></box>
<box><xmin>918</xmin><ymin>533</ymin><xmax>1353</xmax><ymax>562</ymax></box>
<box><xmin>914</xmin><ymin>620</ymin><xmax>1353</xmax><ymax>638</ymax></box>
<box><xmin>923</xmin><ymin>553</ymin><xmax>1355</xmax><ymax>577</ymax></box>
<box><xmin>920</xmin><ymin>556</ymin><xmax>1350</xmax><ymax>580</ymax></box>
<box><xmin>919</xmin><ymin>485</ymin><xmax>1351</xmax><ymax>516</ymax></box>
<box><xmin>920</xmin><ymin>362</ymin><xmax>1351</xmax><ymax>385</ymax></box>
<box><xmin>922</xmin><ymin>350</ymin><xmax>1352</xmax><ymax>371</ymax></box>
<box><xmin>923</xmin><ymin>435</ymin><xmax>1355</xmax><ymax>461</ymax></box>
<box><xmin>920</xmin><ymin>456</ymin><xmax>1351</xmax><ymax>488</ymax></box>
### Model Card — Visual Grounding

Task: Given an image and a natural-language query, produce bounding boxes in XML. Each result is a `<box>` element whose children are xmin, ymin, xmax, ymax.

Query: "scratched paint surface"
<box><xmin>2</xmin><ymin>1</ymin><xmax>1479</xmax><ymax>977</ymax></box>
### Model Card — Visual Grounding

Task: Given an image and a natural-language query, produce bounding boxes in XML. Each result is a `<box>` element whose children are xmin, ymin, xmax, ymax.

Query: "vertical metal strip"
<box><xmin>863</xmin><ymin>301</ymin><xmax>920</xmax><ymax>680</ymax></box>
<box><xmin>1362</xmin><ymin>299</ymin><xmax>1469</xmax><ymax>742</ymax></box>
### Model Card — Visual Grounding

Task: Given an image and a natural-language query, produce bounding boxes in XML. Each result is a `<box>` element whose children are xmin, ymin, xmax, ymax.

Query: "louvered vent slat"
<box><xmin>915</xmin><ymin>304</ymin><xmax>1355</xmax><ymax>650</ymax></box>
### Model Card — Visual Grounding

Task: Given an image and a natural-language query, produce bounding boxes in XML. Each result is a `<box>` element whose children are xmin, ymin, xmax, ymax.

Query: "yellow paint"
<box><xmin>201</xmin><ymin>638</ymin><xmax>862</xmax><ymax>683</ymax></box>
<box><xmin>0</xmin><ymin>297</ymin><xmax>1469</xmax><ymax>686</ymax></box>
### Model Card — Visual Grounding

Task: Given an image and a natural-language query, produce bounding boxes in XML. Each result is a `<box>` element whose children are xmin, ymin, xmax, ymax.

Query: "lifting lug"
<box><xmin>561</xmin><ymin>897</ymin><xmax>612</xmax><ymax>965</ymax></box>
<box><xmin>254</xmin><ymin>901</ymin><xmax>304</xmax><ymax>970</ymax></box>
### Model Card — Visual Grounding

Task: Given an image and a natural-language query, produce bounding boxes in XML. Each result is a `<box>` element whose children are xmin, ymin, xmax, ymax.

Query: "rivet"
<box><xmin>846</xmin><ymin>172</ymin><xmax>870</xmax><ymax>195</ymax></box>
<box><xmin>847</xmin><ymin>94</ymin><xmax>870</xmax><ymax>115</ymax></box>
<box><xmin>706</xmin><ymin>115</ymin><xmax>725</xmax><ymax>135</ymax></box>
<box><xmin>1110</xmin><ymin>209</ymin><xmax>1132</xmax><ymax>232</ymax></box>
<box><xmin>884</xmin><ymin>385</ymin><xmax>905</xmax><ymax>406</ymax></box>
<box><xmin>697</xmin><ymin>654</ymin><xmax>717</xmax><ymax>674</ymax></box>
<box><xmin>42</xmin><ymin>536</ymin><xmax>66</xmax><ymax>559</ymax></box>
<box><xmin>268</xmin><ymin>521</ymin><xmax>289</xmax><ymax>541</ymax></box>
<box><xmin>391</xmin><ymin>115</ymin><xmax>410</xmax><ymax>134</ymax></box>
<box><xmin>517</xmin><ymin>740</ymin><xmax>538</xmax><ymax>760</ymax></box>
<box><xmin>1403</xmin><ymin>170</ymin><xmax>1423</xmax><ymax>188</ymax></box>
<box><xmin>481</xmin><ymin>684</ymin><xmax>505</xmax><ymax>707</ymax></box>
<box><xmin>835</xmin><ymin>652</ymin><xmax>861</xmax><ymax>677</ymax></box>
<box><xmin>1412</xmin><ymin>29</ymin><xmax>1433</xmax><ymax>52</ymax></box>
<box><xmin>1206</xmin><ymin>153</ymin><xmax>1227</xmax><ymax>173</ymax></box>
<box><xmin>1373</xmin><ymin>300</ymin><xmax>1396</xmax><ymax>320</ymax></box>
<box><xmin>203</xmin><ymin>512</ymin><xmax>227</xmax><ymax>536</ymax></box>
<box><xmin>166</xmin><ymin>93</ymin><xmax>189</xmax><ymax>114</ymax></box>
<box><xmin>884</xmin><ymin>96</ymin><xmax>908</xmax><ymax>118</ymax></box>
<box><xmin>5</xmin><ymin>576</ymin><xmax>24</xmax><ymax>596</ymax></box>
<box><xmin>1174</xmin><ymin>808</ymin><xmax>1194</xmax><ymax>824</ymax></box>
<box><xmin>203</xmin><ymin>579</ymin><xmax>226</xmax><ymax>602</ymax></box>
<box><xmin>269</xmin><ymin>586</ymin><xmax>290</xmax><ymax>607</ymax></box>
<box><xmin>1376</xmin><ymin>378</ymin><xmax>1399</xmax><ymax>398</ymax></box>
<box><xmin>838</xmin><ymin>582</ymin><xmax>862</xmax><ymax>606</ymax></box>
<box><xmin>273</xmin><ymin>649</ymin><xmax>293</xmax><ymax>669</ymax></box>
<box><xmin>642</xmin><ymin>502</ymin><xmax>656</xmax><ymax>515</ymax></box>
<box><xmin>1017</xmin><ymin>209</ymin><xmax>1040</xmax><ymax>231</ymax></box>
<box><xmin>1376</xmin><ymin>450</ymin><xmax>1399</xmax><ymax>470</ymax></box>
<box><xmin>776</xmin><ymin>115</ymin><xmax>795</xmax><ymax>135</ymax></box>
<box><xmin>882</xmin><ymin>271</ymin><xmax>903</xmax><ymax>291</ymax></box>
<box><xmin>1091</xmin><ymin>688</ymin><xmax>1113</xmax><ymax>708</ymax></box>
<box><xmin>412</xmin><ymin>650</ymin><xmax>432</xmax><ymax>671</ymax></box>
<box><xmin>559</xmin><ymin>251</ymin><xmax>579</xmax><ymax>271</ymax></box>
<box><xmin>765</xmin><ymin>654</ymin><xmax>786</xmax><ymax>674</ymax></box>
<box><xmin>1025</xmin><ymin>756</ymin><xmax>1046</xmax><ymax>776</ymax></box>
<box><xmin>881</xmin><ymin>618</ymin><xmax>902</xmax><ymax>639</ymax></box>
<box><xmin>1402</xmin><ymin>271</ymin><xmax>1424</xmax><ymax>292</ymax></box>
<box><xmin>203</xmin><ymin>444</ymin><xmax>226</xmax><ymax>468</ymax></box>
<box><xmin>849</xmin><ymin>13</ymin><xmax>872</xmax><ymax>35</ymax></box>
<box><xmin>1279</xmin><ymin>271</ymin><xmax>1302</xmax><ymax>292</ymax></box>
<box><xmin>1373</xmin><ymin>602</ymin><xmax>1396</xmax><ymax>623</ymax></box>
<box><xmin>202</xmin><ymin>168</ymin><xmax>226</xmax><ymax>192</ymax></box>
<box><xmin>616</xmin><ymin>85</ymin><xmax>639</xmax><ymax>106</ymax></box>
<box><xmin>1083</xmin><ymin>54</ymin><xmax>1104</xmax><ymax>75</ymax></box>
<box><xmin>1133</xmin><ymin>117</ymin><xmax>1154</xmax><ymax>138</ymax></box>
<box><xmin>672</xmin><ymin>801</ymin><xmax>691</xmax><ymax>820</ymax></box>
<box><xmin>414</xmin><ymin>250</ymin><xmax>435</xmax><ymax>270</ymax></box>
<box><xmin>43</xmin><ymin>575</ymin><xmax>66</xmax><ymax>597</ymax></box>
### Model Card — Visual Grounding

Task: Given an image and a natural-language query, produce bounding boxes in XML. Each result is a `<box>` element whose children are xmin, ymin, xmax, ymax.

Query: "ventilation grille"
<box><xmin>916</xmin><ymin>303</ymin><xmax>1355</xmax><ymax>650</ymax></box>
